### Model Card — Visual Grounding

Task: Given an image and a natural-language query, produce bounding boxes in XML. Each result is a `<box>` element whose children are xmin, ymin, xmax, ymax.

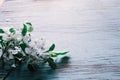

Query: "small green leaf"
<box><xmin>51</xmin><ymin>51</ymin><xmax>69</xmax><ymax>57</ymax></box>
<box><xmin>50</xmin><ymin>44</ymin><xmax>55</xmax><ymax>51</ymax></box>
<box><xmin>0</xmin><ymin>29</ymin><xmax>5</xmax><ymax>33</ymax></box>
<box><xmin>9</xmin><ymin>28</ymin><xmax>15</xmax><ymax>34</ymax></box>
<box><xmin>0</xmin><ymin>36</ymin><xmax>2</xmax><ymax>41</ymax></box>
<box><xmin>28</xmin><ymin>26</ymin><xmax>33</xmax><ymax>32</ymax></box>
<box><xmin>51</xmin><ymin>53</ymin><xmax>58</xmax><ymax>57</ymax></box>
<box><xmin>59</xmin><ymin>51</ymin><xmax>69</xmax><ymax>55</ymax></box>
<box><xmin>20</xmin><ymin>42</ymin><xmax>28</xmax><ymax>51</ymax></box>
<box><xmin>45</xmin><ymin>44</ymin><xmax>55</xmax><ymax>52</ymax></box>
<box><xmin>0</xmin><ymin>41</ymin><xmax>5</xmax><ymax>47</ymax></box>
<box><xmin>26</xmin><ymin>22</ymin><xmax>32</xmax><ymax>26</ymax></box>
<box><xmin>22</xmin><ymin>24</ymin><xmax>27</xmax><ymax>36</ymax></box>
<box><xmin>26</xmin><ymin>22</ymin><xmax>33</xmax><ymax>32</ymax></box>
<box><xmin>47</xmin><ymin>57</ymin><xmax>57</xmax><ymax>69</ymax></box>
<box><xmin>14</xmin><ymin>52</ymin><xmax>23</xmax><ymax>58</ymax></box>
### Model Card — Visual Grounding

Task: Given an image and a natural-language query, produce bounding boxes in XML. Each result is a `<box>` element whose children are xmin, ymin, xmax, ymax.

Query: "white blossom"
<box><xmin>9</xmin><ymin>49</ymin><xmax>18</xmax><ymax>55</ymax></box>
<box><xmin>23</xmin><ymin>34</ymin><xmax>31</xmax><ymax>45</ymax></box>
<box><xmin>41</xmin><ymin>53</ymin><xmax>50</xmax><ymax>59</ymax></box>
<box><xmin>16</xmin><ymin>34</ymin><xmax>23</xmax><ymax>41</ymax></box>
<box><xmin>25</xmin><ymin>47</ymin><xmax>32</xmax><ymax>54</ymax></box>
<box><xmin>11</xmin><ymin>33</ymin><xmax>22</xmax><ymax>41</ymax></box>
<box><xmin>11</xmin><ymin>64</ymin><xmax>16</xmax><ymax>68</ymax></box>
<box><xmin>15</xmin><ymin>46</ymin><xmax>21</xmax><ymax>52</ymax></box>
<box><xmin>2</xmin><ymin>34</ymin><xmax>11</xmax><ymax>41</ymax></box>
<box><xmin>33</xmin><ymin>38</ymin><xmax>46</xmax><ymax>51</ymax></box>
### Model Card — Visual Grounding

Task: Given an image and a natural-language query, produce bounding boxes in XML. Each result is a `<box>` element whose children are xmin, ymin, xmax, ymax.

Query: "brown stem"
<box><xmin>2</xmin><ymin>68</ymin><xmax>14</xmax><ymax>80</ymax></box>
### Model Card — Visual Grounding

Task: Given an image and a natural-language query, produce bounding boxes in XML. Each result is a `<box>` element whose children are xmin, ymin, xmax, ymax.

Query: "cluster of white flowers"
<box><xmin>3</xmin><ymin>31</ymin><xmax>47</xmax><ymax>65</ymax></box>
<box><xmin>0</xmin><ymin>22</ymin><xmax>68</xmax><ymax>71</ymax></box>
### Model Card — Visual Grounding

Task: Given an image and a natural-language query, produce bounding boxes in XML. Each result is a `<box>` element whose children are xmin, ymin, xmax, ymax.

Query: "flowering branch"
<box><xmin>0</xmin><ymin>22</ymin><xmax>69</xmax><ymax>71</ymax></box>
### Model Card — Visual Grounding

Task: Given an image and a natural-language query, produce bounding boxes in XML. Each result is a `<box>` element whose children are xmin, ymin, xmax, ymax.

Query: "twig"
<box><xmin>2</xmin><ymin>68</ymin><xmax>14</xmax><ymax>80</ymax></box>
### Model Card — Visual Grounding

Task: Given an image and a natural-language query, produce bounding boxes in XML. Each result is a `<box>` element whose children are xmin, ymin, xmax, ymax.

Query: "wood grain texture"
<box><xmin>0</xmin><ymin>0</ymin><xmax>120</xmax><ymax>80</ymax></box>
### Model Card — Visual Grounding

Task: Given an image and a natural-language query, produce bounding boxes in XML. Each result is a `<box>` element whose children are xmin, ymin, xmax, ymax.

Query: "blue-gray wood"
<box><xmin>0</xmin><ymin>0</ymin><xmax>120</xmax><ymax>80</ymax></box>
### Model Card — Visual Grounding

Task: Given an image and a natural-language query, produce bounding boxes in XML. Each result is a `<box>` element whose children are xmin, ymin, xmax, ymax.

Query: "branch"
<box><xmin>2</xmin><ymin>68</ymin><xmax>14</xmax><ymax>80</ymax></box>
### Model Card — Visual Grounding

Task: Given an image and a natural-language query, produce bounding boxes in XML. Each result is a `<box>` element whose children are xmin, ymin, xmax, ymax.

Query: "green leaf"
<box><xmin>51</xmin><ymin>53</ymin><xmax>58</xmax><ymax>57</ymax></box>
<box><xmin>14</xmin><ymin>52</ymin><xmax>23</xmax><ymax>58</ymax></box>
<box><xmin>20</xmin><ymin>42</ymin><xmax>28</xmax><ymax>51</ymax></box>
<box><xmin>45</xmin><ymin>44</ymin><xmax>55</xmax><ymax>52</ymax></box>
<box><xmin>9</xmin><ymin>28</ymin><xmax>15</xmax><ymax>34</ymax></box>
<box><xmin>22</xmin><ymin>24</ymin><xmax>27</xmax><ymax>36</ymax></box>
<box><xmin>0</xmin><ymin>29</ymin><xmax>5</xmax><ymax>33</ymax></box>
<box><xmin>47</xmin><ymin>57</ymin><xmax>57</xmax><ymax>69</ymax></box>
<box><xmin>28</xmin><ymin>26</ymin><xmax>33</xmax><ymax>32</ymax></box>
<box><xmin>26</xmin><ymin>22</ymin><xmax>33</xmax><ymax>32</ymax></box>
<box><xmin>51</xmin><ymin>51</ymin><xmax>69</xmax><ymax>57</ymax></box>
<box><xmin>49</xmin><ymin>44</ymin><xmax>55</xmax><ymax>51</ymax></box>
<box><xmin>0</xmin><ymin>41</ymin><xmax>5</xmax><ymax>47</ymax></box>
<box><xmin>59</xmin><ymin>51</ymin><xmax>69</xmax><ymax>55</ymax></box>
<box><xmin>0</xmin><ymin>36</ymin><xmax>2</xmax><ymax>41</ymax></box>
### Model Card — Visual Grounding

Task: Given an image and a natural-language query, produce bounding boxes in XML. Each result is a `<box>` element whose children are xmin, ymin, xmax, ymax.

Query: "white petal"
<box><xmin>11</xmin><ymin>64</ymin><xmax>16</xmax><ymax>68</ymax></box>
<box><xmin>16</xmin><ymin>34</ymin><xmax>22</xmax><ymax>41</ymax></box>
<box><xmin>0</xmin><ymin>49</ymin><xmax>3</xmax><ymax>57</ymax></box>
<box><xmin>9</xmin><ymin>53</ymin><xmax>14</xmax><ymax>59</ymax></box>
<box><xmin>41</xmin><ymin>53</ymin><xmax>50</xmax><ymax>59</ymax></box>
<box><xmin>2</xmin><ymin>34</ymin><xmax>11</xmax><ymax>41</ymax></box>
<box><xmin>25</xmin><ymin>48</ymin><xmax>31</xmax><ymax>54</ymax></box>
<box><xmin>15</xmin><ymin>46</ymin><xmax>21</xmax><ymax>52</ymax></box>
<box><xmin>9</xmin><ymin>50</ymin><xmax>18</xmax><ymax>55</ymax></box>
<box><xmin>16</xmin><ymin>57</ymin><xmax>22</xmax><ymax>61</ymax></box>
<box><xmin>34</xmin><ymin>38</ymin><xmax>45</xmax><ymax>49</ymax></box>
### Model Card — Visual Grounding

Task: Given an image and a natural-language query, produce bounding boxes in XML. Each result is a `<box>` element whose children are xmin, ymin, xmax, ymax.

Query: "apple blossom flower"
<box><xmin>25</xmin><ymin>47</ymin><xmax>32</xmax><ymax>54</ymax></box>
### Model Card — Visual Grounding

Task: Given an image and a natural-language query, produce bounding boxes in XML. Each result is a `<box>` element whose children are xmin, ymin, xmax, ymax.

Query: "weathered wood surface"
<box><xmin>0</xmin><ymin>0</ymin><xmax>120</xmax><ymax>80</ymax></box>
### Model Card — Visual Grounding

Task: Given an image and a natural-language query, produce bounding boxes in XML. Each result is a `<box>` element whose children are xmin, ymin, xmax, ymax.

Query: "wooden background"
<box><xmin>0</xmin><ymin>0</ymin><xmax>120</xmax><ymax>80</ymax></box>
